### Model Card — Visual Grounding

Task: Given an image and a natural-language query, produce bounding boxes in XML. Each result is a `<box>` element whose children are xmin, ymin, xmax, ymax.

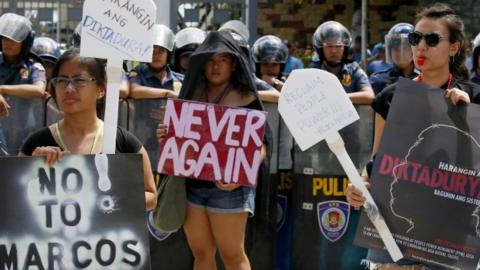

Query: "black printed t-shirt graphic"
<box><xmin>21</xmin><ymin>126</ymin><xmax>142</xmax><ymax>155</ymax></box>
<box><xmin>372</xmin><ymin>79</ymin><xmax>480</xmax><ymax>120</ymax></box>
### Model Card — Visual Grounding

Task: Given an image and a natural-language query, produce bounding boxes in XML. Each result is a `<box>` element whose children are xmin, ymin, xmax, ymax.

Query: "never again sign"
<box><xmin>158</xmin><ymin>99</ymin><xmax>268</xmax><ymax>187</ymax></box>
<box><xmin>0</xmin><ymin>154</ymin><xmax>150</xmax><ymax>270</ymax></box>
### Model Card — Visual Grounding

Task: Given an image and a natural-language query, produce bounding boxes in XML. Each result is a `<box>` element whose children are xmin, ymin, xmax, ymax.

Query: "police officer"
<box><xmin>369</xmin><ymin>23</ymin><xmax>419</xmax><ymax>94</ymax></box>
<box><xmin>0</xmin><ymin>13</ymin><xmax>46</xmax><ymax>154</ymax></box>
<box><xmin>224</xmin><ymin>30</ymin><xmax>281</xmax><ymax>103</ymax></box>
<box><xmin>0</xmin><ymin>13</ymin><xmax>46</xmax><ymax>105</ymax></box>
<box><xmin>311</xmin><ymin>21</ymin><xmax>374</xmax><ymax>104</ymax></box>
<box><xmin>173</xmin><ymin>27</ymin><xmax>206</xmax><ymax>75</ymax></box>
<box><xmin>130</xmin><ymin>24</ymin><xmax>183</xmax><ymax>99</ymax></box>
<box><xmin>470</xmin><ymin>33</ymin><xmax>480</xmax><ymax>85</ymax></box>
<box><xmin>252</xmin><ymin>35</ymin><xmax>288</xmax><ymax>91</ymax></box>
<box><xmin>31</xmin><ymin>37</ymin><xmax>61</xmax><ymax>81</ymax></box>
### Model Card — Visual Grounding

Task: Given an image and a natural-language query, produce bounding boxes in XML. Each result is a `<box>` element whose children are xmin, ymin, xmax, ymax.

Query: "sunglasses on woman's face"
<box><xmin>408</xmin><ymin>31</ymin><xmax>445</xmax><ymax>47</ymax></box>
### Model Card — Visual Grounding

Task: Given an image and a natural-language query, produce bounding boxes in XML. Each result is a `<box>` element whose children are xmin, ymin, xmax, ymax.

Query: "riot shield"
<box><xmin>291</xmin><ymin>105</ymin><xmax>374</xmax><ymax>269</ymax></box>
<box><xmin>0</xmin><ymin>96</ymin><xmax>44</xmax><ymax>155</ymax></box>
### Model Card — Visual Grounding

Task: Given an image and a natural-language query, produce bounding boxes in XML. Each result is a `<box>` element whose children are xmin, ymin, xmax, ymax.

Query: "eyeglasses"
<box><xmin>408</xmin><ymin>31</ymin><xmax>445</xmax><ymax>47</ymax></box>
<box><xmin>51</xmin><ymin>76</ymin><xmax>96</xmax><ymax>90</ymax></box>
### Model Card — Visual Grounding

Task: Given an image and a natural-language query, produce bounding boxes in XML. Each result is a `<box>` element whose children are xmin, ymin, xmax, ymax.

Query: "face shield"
<box><xmin>0</xmin><ymin>13</ymin><xmax>32</xmax><ymax>43</ymax></box>
<box><xmin>385</xmin><ymin>33</ymin><xmax>412</xmax><ymax>66</ymax></box>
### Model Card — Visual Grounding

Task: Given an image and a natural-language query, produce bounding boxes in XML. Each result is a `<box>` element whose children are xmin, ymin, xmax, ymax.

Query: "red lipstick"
<box><xmin>417</xmin><ymin>56</ymin><xmax>426</xmax><ymax>66</ymax></box>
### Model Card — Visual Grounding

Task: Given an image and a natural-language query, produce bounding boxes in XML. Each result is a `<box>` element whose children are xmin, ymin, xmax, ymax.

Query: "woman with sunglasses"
<box><xmin>19</xmin><ymin>49</ymin><xmax>157</xmax><ymax>210</ymax></box>
<box><xmin>346</xmin><ymin>3</ymin><xmax>480</xmax><ymax>269</ymax></box>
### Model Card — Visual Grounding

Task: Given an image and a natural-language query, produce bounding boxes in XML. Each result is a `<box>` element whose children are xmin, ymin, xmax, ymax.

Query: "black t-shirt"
<box><xmin>21</xmin><ymin>126</ymin><xmax>143</xmax><ymax>155</ymax></box>
<box><xmin>372</xmin><ymin>79</ymin><xmax>480</xmax><ymax>120</ymax></box>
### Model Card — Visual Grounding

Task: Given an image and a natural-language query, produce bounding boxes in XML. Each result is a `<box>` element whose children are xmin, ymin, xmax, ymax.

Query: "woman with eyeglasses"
<box><xmin>346</xmin><ymin>3</ymin><xmax>480</xmax><ymax>269</ymax></box>
<box><xmin>19</xmin><ymin>49</ymin><xmax>157</xmax><ymax>210</ymax></box>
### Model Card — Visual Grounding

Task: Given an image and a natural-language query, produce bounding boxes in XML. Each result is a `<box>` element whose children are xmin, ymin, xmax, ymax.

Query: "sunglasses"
<box><xmin>408</xmin><ymin>31</ymin><xmax>445</xmax><ymax>47</ymax></box>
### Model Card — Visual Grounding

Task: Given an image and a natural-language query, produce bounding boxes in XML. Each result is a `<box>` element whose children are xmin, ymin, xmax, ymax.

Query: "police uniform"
<box><xmin>128</xmin><ymin>63</ymin><xmax>183</xmax><ymax>174</ymax></box>
<box><xmin>0</xmin><ymin>53</ymin><xmax>46</xmax><ymax>85</ymax></box>
<box><xmin>369</xmin><ymin>66</ymin><xmax>420</xmax><ymax>94</ymax></box>
<box><xmin>254</xmin><ymin>73</ymin><xmax>276</xmax><ymax>91</ymax></box>
<box><xmin>129</xmin><ymin>63</ymin><xmax>184</xmax><ymax>90</ymax></box>
<box><xmin>309</xmin><ymin>60</ymin><xmax>371</xmax><ymax>93</ymax></box>
<box><xmin>0</xmin><ymin>52</ymin><xmax>46</xmax><ymax>154</ymax></box>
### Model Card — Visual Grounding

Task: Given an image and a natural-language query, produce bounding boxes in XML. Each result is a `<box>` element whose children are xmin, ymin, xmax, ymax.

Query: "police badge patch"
<box><xmin>19</xmin><ymin>68</ymin><xmax>29</xmax><ymax>79</ymax></box>
<box><xmin>317</xmin><ymin>200</ymin><xmax>350</xmax><ymax>242</ymax></box>
<box><xmin>147</xmin><ymin>211</ymin><xmax>172</xmax><ymax>241</ymax></box>
<box><xmin>342</xmin><ymin>73</ymin><xmax>352</xmax><ymax>87</ymax></box>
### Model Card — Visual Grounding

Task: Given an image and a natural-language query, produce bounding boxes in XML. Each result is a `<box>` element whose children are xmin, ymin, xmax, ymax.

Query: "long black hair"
<box><xmin>415</xmin><ymin>3</ymin><xmax>469</xmax><ymax>80</ymax></box>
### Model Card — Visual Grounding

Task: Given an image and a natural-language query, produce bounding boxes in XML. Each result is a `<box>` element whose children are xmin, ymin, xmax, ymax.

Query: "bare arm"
<box><xmin>119</xmin><ymin>80</ymin><xmax>130</xmax><ymax>98</ymax></box>
<box><xmin>348</xmin><ymin>86</ymin><xmax>375</xmax><ymax>105</ymax></box>
<box><xmin>139</xmin><ymin>146</ymin><xmax>157</xmax><ymax>210</ymax></box>
<box><xmin>0</xmin><ymin>81</ymin><xmax>46</xmax><ymax>98</ymax></box>
<box><xmin>130</xmin><ymin>83</ymin><xmax>178</xmax><ymax>99</ymax></box>
<box><xmin>258</xmin><ymin>89</ymin><xmax>280</xmax><ymax>103</ymax></box>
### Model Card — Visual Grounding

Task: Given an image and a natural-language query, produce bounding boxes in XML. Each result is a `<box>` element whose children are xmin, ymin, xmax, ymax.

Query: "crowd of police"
<box><xmin>2</xmin><ymin>2</ymin><xmax>480</xmax><ymax>269</ymax></box>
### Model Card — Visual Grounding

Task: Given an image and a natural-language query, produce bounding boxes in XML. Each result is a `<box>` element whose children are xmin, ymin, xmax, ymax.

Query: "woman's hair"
<box><xmin>51</xmin><ymin>48</ymin><xmax>107</xmax><ymax>117</ymax></box>
<box><xmin>415</xmin><ymin>3</ymin><xmax>469</xmax><ymax>80</ymax></box>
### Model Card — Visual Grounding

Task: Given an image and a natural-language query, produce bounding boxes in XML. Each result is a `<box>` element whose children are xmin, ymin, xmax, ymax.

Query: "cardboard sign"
<box><xmin>80</xmin><ymin>0</ymin><xmax>157</xmax><ymax>154</ymax></box>
<box><xmin>354</xmin><ymin>78</ymin><xmax>480</xmax><ymax>269</ymax></box>
<box><xmin>80</xmin><ymin>0</ymin><xmax>156</xmax><ymax>62</ymax></box>
<box><xmin>280</xmin><ymin>69</ymin><xmax>403</xmax><ymax>261</ymax></box>
<box><xmin>0</xmin><ymin>154</ymin><xmax>151</xmax><ymax>269</ymax></box>
<box><xmin>278</xmin><ymin>69</ymin><xmax>359</xmax><ymax>151</ymax></box>
<box><xmin>157</xmin><ymin>99</ymin><xmax>268</xmax><ymax>187</ymax></box>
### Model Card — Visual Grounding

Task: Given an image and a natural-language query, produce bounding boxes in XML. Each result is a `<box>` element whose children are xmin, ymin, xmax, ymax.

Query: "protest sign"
<box><xmin>0</xmin><ymin>154</ymin><xmax>150</xmax><ymax>269</ymax></box>
<box><xmin>80</xmin><ymin>0</ymin><xmax>157</xmax><ymax>153</ymax></box>
<box><xmin>354</xmin><ymin>78</ymin><xmax>480</xmax><ymax>269</ymax></box>
<box><xmin>279</xmin><ymin>69</ymin><xmax>403</xmax><ymax>261</ymax></box>
<box><xmin>157</xmin><ymin>99</ymin><xmax>268</xmax><ymax>187</ymax></box>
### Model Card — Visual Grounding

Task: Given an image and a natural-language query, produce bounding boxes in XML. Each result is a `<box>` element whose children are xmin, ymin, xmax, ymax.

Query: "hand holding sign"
<box><xmin>158</xmin><ymin>99</ymin><xmax>267</xmax><ymax>187</ymax></box>
<box><xmin>80</xmin><ymin>0</ymin><xmax>157</xmax><ymax>153</ymax></box>
<box><xmin>279</xmin><ymin>69</ymin><xmax>403</xmax><ymax>262</ymax></box>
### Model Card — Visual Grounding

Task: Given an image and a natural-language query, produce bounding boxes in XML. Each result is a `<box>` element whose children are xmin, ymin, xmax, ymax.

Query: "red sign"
<box><xmin>157</xmin><ymin>99</ymin><xmax>268</xmax><ymax>187</ymax></box>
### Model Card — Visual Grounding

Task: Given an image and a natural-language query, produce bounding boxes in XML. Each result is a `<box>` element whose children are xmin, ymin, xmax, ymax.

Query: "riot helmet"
<box><xmin>31</xmin><ymin>37</ymin><xmax>61</xmax><ymax>64</ymax></box>
<box><xmin>0</xmin><ymin>13</ymin><xmax>34</xmax><ymax>58</ymax></box>
<box><xmin>153</xmin><ymin>24</ymin><xmax>175</xmax><ymax>52</ymax></box>
<box><xmin>252</xmin><ymin>35</ymin><xmax>288</xmax><ymax>64</ymax></box>
<box><xmin>385</xmin><ymin>23</ymin><xmax>414</xmax><ymax>66</ymax></box>
<box><xmin>173</xmin><ymin>27</ymin><xmax>206</xmax><ymax>73</ymax></box>
<box><xmin>218</xmin><ymin>20</ymin><xmax>250</xmax><ymax>42</ymax></box>
<box><xmin>150</xmin><ymin>24</ymin><xmax>175</xmax><ymax>71</ymax></box>
<box><xmin>312</xmin><ymin>21</ymin><xmax>351</xmax><ymax>65</ymax></box>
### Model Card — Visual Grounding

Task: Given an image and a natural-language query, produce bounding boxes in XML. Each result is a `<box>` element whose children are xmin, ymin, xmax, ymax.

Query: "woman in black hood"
<box><xmin>158</xmin><ymin>31</ymin><xmax>271</xmax><ymax>269</ymax></box>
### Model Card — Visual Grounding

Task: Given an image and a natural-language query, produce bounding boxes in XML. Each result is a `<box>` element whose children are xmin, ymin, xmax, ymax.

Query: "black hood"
<box><xmin>179</xmin><ymin>31</ymin><xmax>257</xmax><ymax>100</ymax></box>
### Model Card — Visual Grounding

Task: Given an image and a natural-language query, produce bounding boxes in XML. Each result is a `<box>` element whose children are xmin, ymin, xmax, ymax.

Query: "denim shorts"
<box><xmin>186</xmin><ymin>184</ymin><xmax>255</xmax><ymax>215</ymax></box>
